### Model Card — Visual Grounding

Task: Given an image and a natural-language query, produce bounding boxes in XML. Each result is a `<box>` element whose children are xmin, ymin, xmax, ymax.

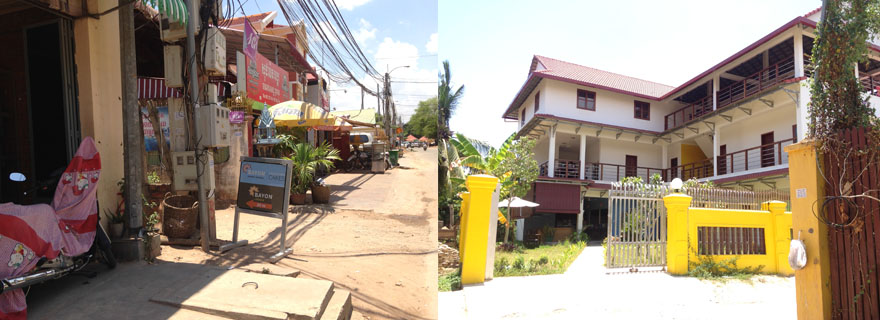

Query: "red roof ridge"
<box><xmin>803</xmin><ymin>7</ymin><xmax>821</xmax><ymax>18</ymax></box>
<box><xmin>533</xmin><ymin>55</ymin><xmax>675</xmax><ymax>91</ymax></box>
<box><xmin>222</xmin><ymin>12</ymin><xmax>272</xmax><ymax>26</ymax></box>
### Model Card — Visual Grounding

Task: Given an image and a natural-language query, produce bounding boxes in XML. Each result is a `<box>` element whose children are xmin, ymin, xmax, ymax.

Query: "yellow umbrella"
<box><xmin>264</xmin><ymin>101</ymin><xmax>338</xmax><ymax>127</ymax></box>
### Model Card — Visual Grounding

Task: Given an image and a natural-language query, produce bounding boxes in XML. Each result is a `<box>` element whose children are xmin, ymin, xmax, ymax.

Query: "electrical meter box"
<box><xmin>164</xmin><ymin>45</ymin><xmax>183</xmax><ymax>87</ymax></box>
<box><xmin>204</xmin><ymin>28</ymin><xmax>226</xmax><ymax>76</ymax></box>
<box><xmin>172</xmin><ymin>151</ymin><xmax>215</xmax><ymax>191</ymax></box>
<box><xmin>195</xmin><ymin>103</ymin><xmax>231</xmax><ymax>147</ymax></box>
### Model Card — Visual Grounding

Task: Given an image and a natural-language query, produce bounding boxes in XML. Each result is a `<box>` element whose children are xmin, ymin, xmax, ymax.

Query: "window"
<box><xmin>577</xmin><ymin>89</ymin><xmax>596</xmax><ymax>111</ymax></box>
<box><xmin>634</xmin><ymin>101</ymin><xmax>650</xmax><ymax>120</ymax></box>
<box><xmin>534</xmin><ymin>91</ymin><xmax>540</xmax><ymax>112</ymax></box>
<box><xmin>521</xmin><ymin>109</ymin><xmax>526</xmax><ymax>125</ymax></box>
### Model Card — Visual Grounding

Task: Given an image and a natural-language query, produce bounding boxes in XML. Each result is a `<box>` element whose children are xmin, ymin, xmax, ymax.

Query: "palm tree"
<box><xmin>438</xmin><ymin>60</ymin><xmax>464</xmax><ymax>139</ymax></box>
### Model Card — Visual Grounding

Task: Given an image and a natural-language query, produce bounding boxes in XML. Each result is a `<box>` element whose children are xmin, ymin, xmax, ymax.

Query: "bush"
<box><xmin>688</xmin><ymin>253</ymin><xmax>764</xmax><ymax>281</ymax></box>
<box><xmin>569</xmin><ymin>231</ymin><xmax>590</xmax><ymax>243</ymax></box>
<box><xmin>495</xmin><ymin>257</ymin><xmax>509</xmax><ymax>272</ymax></box>
<box><xmin>497</xmin><ymin>242</ymin><xmax>523</xmax><ymax>253</ymax></box>
<box><xmin>439</xmin><ymin>270</ymin><xmax>462</xmax><ymax>292</ymax></box>
<box><xmin>538</xmin><ymin>255</ymin><xmax>549</xmax><ymax>265</ymax></box>
<box><xmin>512</xmin><ymin>256</ymin><xmax>525</xmax><ymax>270</ymax></box>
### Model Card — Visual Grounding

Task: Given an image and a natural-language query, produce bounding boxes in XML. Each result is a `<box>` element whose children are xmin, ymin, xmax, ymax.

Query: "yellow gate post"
<box><xmin>766</xmin><ymin>200</ymin><xmax>794</xmax><ymax>276</ymax></box>
<box><xmin>664</xmin><ymin>193</ymin><xmax>692</xmax><ymax>275</ymax></box>
<box><xmin>785</xmin><ymin>141</ymin><xmax>831</xmax><ymax>319</ymax></box>
<box><xmin>459</xmin><ymin>175</ymin><xmax>499</xmax><ymax>285</ymax></box>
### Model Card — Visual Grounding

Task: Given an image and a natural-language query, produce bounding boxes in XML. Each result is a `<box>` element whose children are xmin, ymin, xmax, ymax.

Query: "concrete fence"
<box><xmin>665</xmin><ymin>194</ymin><xmax>794</xmax><ymax>276</ymax></box>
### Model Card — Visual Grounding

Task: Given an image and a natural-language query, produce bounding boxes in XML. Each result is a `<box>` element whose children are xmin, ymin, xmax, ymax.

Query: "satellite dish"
<box><xmin>8</xmin><ymin>172</ymin><xmax>26</xmax><ymax>182</ymax></box>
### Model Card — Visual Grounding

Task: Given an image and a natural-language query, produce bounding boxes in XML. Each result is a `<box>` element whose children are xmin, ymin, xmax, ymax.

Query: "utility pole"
<box><xmin>186</xmin><ymin>0</ymin><xmax>211</xmax><ymax>252</ymax></box>
<box><xmin>119</xmin><ymin>0</ymin><xmax>143</xmax><ymax>235</ymax></box>
<box><xmin>376</xmin><ymin>84</ymin><xmax>381</xmax><ymax>117</ymax></box>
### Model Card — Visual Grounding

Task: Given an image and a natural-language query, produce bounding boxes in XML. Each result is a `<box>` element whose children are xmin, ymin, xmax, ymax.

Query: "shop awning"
<box><xmin>141</xmin><ymin>0</ymin><xmax>188</xmax><ymax>24</ymax></box>
<box><xmin>138</xmin><ymin>77</ymin><xmax>182</xmax><ymax>100</ymax></box>
<box><xmin>265</xmin><ymin>101</ymin><xmax>350</xmax><ymax>131</ymax></box>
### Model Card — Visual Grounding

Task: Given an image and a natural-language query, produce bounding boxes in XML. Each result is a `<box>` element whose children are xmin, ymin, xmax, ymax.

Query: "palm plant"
<box><xmin>313</xmin><ymin>141</ymin><xmax>341</xmax><ymax>177</ymax></box>
<box><xmin>285</xmin><ymin>142</ymin><xmax>340</xmax><ymax>195</ymax></box>
<box><xmin>438</xmin><ymin>60</ymin><xmax>464</xmax><ymax>139</ymax></box>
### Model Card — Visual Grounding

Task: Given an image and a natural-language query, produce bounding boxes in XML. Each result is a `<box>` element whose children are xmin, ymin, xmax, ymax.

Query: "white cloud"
<box><xmin>425</xmin><ymin>33</ymin><xmax>438</xmax><ymax>54</ymax></box>
<box><xmin>314</xmin><ymin>21</ymin><xmax>339</xmax><ymax>44</ymax></box>
<box><xmin>353</xmin><ymin>19</ymin><xmax>377</xmax><ymax>44</ymax></box>
<box><xmin>334</xmin><ymin>0</ymin><xmax>371</xmax><ymax>11</ymax></box>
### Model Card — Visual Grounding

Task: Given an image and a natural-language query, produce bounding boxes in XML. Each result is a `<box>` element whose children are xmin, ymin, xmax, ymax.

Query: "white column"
<box><xmin>576</xmin><ymin>192</ymin><xmax>584</xmax><ymax>233</ymax></box>
<box><xmin>797</xmin><ymin>88</ymin><xmax>811</xmax><ymax>140</ymax></box>
<box><xmin>548</xmin><ymin>125</ymin><xmax>556</xmax><ymax>178</ymax></box>
<box><xmin>579</xmin><ymin>133</ymin><xmax>586</xmax><ymax>180</ymax></box>
<box><xmin>712</xmin><ymin>74</ymin><xmax>720</xmax><ymax>110</ymax></box>
<box><xmin>713</xmin><ymin>128</ymin><xmax>721</xmax><ymax>176</ymax></box>
<box><xmin>794</xmin><ymin>30</ymin><xmax>804</xmax><ymax>77</ymax></box>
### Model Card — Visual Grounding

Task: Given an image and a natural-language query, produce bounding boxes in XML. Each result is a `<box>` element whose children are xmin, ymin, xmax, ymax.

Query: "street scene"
<box><xmin>439</xmin><ymin>0</ymin><xmax>880</xmax><ymax>319</ymax></box>
<box><xmin>0</xmin><ymin>0</ymin><xmax>438</xmax><ymax>319</ymax></box>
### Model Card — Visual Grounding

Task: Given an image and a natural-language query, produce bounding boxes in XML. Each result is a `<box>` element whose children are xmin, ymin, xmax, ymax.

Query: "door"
<box><xmin>718</xmin><ymin>145</ymin><xmax>727</xmax><ymax>175</ymax></box>
<box><xmin>625</xmin><ymin>155</ymin><xmax>638</xmax><ymax>178</ymax></box>
<box><xmin>670</xmin><ymin>157</ymin><xmax>678</xmax><ymax>179</ymax></box>
<box><xmin>760</xmin><ymin>132</ymin><xmax>775</xmax><ymax>168</ymax></box>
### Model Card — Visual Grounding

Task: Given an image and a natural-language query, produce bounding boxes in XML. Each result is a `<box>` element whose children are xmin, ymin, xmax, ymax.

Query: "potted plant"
<box><xmin>311</xmin><ymin>142</ymin><xmax>340</xmax><ymax>204</ymax></box>
<box><xmin>143</xmin><ymin>210</ymin><xmax>162</xmax><ymax>261</ymax></box>
<box><xmin>105</xmin><ymin>208</ymin><xmax>125</xmax><ymax>239</ymax></box>
<box><xmin>286</xmin><ymin>143</ymin><xmax>318</xmax><ymax>205</ymax></box>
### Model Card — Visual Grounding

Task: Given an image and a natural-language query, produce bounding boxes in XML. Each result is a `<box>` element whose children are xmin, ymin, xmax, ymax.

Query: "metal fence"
<box><xmin>606</xmin><ymin>182</ymin><xmax>670</xmax><ymax>269</ymax></box>
<box><xmin>685</xmin><ymin>188</ymin><xmax>790</xmax><ymax>211</ymax></box>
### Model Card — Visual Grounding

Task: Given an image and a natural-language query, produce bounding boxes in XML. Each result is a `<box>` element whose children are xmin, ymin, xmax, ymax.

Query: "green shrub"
<box><xmin>439</xmin><ymin>270</ymin><xmax>462</xmax><ymax>292</ymax></box>
<box><xmin>538</xmin><ymin>255</ymin><xmax>549</xmax><ymax>265</ymax></box>
<box><xmin>495</xmin><ymin>257</ymin><xmax>509</xmax><ymax>272</ymax></box>
<box><xmin>569</xmin><ymin>231</ymin><xmax>590</xmax><ymax>243</ymax></box>
<box><xmin>687</xmin><ymin>253</ymin><xmax>764</xmax><ymax>281</ymax></box>
<box><xmin>512</xmin><ymin>256</ymin><xmax>525</xmax><ymax>270</ymax></box>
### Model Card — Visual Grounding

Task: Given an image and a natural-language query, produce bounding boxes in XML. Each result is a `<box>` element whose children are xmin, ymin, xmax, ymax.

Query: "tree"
<box><xmin>404</xmin><ymin>97</ymin><xmax>438</xmax><ymax>139</ymax></box>
<box><xmin>438</xmin><ymin>60</ymin><xmax>464</xmax><ymax>139</ymax></box>
<box><xmin>491</xmin><ymin>136</ymin><xmax>538</xmax><ymax>243</ymax></box>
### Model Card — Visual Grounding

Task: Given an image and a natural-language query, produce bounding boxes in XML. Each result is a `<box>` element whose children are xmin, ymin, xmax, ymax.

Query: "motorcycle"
<box><xmin>344</xmin><ymin>149</ymin><xmax>371</xmax><ymax>172</ymax></box>
<box><xmin>0</xmin><ymin>137</ymin><xmax>116</xmax><ymax>318</ymax></box>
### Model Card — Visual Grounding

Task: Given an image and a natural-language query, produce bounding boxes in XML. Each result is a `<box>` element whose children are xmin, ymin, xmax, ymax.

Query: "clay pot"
<box><xmin>290</xmin><ymin>193</ymin><xmax>307</xmax><ymax>205</ymax></box>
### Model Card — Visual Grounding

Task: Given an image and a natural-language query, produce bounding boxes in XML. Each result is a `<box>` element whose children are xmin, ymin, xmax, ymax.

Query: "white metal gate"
<box><xmin>606</xmin><ymin>182</ymin><xmax>669</xmax><ymax>269</ymax></box>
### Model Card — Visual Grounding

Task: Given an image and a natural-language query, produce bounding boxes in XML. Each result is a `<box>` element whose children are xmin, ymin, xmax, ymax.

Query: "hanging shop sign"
<box><xmin>246</xmin><ymin>52</ymin><xmax>290</xmax><ymax>106</ymax></box>
<box><xmin>230</xmin><ymin>111</ymin><xmax>245</xmax><ymax>124</ymax></box>
<box><xmin>243</xmin><ymin>19</ymin><xmax>259</xmax><ymax>60</ymax></box>
<box><xmin>141</xmin><ymin>106</ymin><xmax>170</xmax><ymax>152</ymax></box>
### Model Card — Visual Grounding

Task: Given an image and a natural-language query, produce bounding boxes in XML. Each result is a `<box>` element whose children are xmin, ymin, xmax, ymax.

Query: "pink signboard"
<box><xmin>243</xmin><ymin>19</ymin><xmax>259</xmax><ymax>60</ymax></box>
<box><xmin>246</xmin><ymin>52</ymin><xmax>290</xmax><ymax>106</ymax></box>
<box><xmin>230</xmin><ymin>111</ymin><xmax>245</xmax><ymax>124</ymax></box>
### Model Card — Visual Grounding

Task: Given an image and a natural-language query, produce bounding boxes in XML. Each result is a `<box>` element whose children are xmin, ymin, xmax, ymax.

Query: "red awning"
<box><xmin>138</xmin><ymin>77</ymin><xmax>182</xmax><ymax>100</ymax></box>
<box><xmin>533</xmin><ymin>182</ymin><xmax>581</xmax><ymax>214</ymax></box>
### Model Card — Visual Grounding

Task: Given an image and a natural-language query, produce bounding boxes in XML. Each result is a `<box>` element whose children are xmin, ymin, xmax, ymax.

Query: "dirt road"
<box><xmin>159</xmin><ymin>147</ymin><xmax>438</xmax><ymax>320</ymax></box>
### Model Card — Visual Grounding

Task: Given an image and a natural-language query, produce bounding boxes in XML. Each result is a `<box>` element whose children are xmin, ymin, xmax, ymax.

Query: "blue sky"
<box><xmin>237</xmin><ymin>0</ymin><xmax>438</xmax><ymax>120</ymax></box>
<box><xmin>440</xmin><ymin>0</ymin><xmax>821</xmax><ymax>147</ymax></box>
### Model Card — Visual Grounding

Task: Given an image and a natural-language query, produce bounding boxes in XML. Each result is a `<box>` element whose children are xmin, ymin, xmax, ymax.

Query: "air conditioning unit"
<box><xmin>204</xmin><ymin>27</ymin><xmax>226</xmax><ymax>76</ymax></box>
<box><xmin>172</xmin><ymin>151</ymin><xmax>215</xmax><ymax>191</ymax></box>
<box><xmin>159</xmin><ymin>0</ymin><xmax>222</xmax><ymax>41</ymax></box>
<box><xmin>195</xmin><ymin>103</ymin><xmax>231</xmax><ymax>147</ymax></box>
<box><xmin>164</xmin><ymin>45</ymin><xmax>183</xmax><ymax>87</ymax></box>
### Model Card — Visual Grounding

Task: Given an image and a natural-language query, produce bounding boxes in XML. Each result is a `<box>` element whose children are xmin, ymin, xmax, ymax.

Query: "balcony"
<box><xmin>664</xmin><ymin>57</ymin><xmax>797</xmax><ymax>131</ymax></box>
<box><xmin>539</xmin><ymin>160</ymin><xmax>666</xmax><ymax>182</ymax></box>
<box><xmin>717</xmin><ymin>138</ymin><xmax>795</xmax><ymax>175</ymax></box>
<box><xmin>668</xmin><ymin>158</ymin><xmax>714</xmax><ymax>180</ymax></box>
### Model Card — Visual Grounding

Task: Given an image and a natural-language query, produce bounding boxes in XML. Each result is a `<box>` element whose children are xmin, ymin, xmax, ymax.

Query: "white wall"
<box><xmin>666</xmin><ymin>141</ymin><xmax>682</xmax><ymax>167</ymax></box>
<box><xmin>718</xmin><ymin>105</ymin><xmax>796</xmax><ymax>154</ymax></box>
<box><xmin>517</xmin><ymin>82</ymin><xmax>543</xmax><ymax>129</ymax></box>
<box><xmin>598</xmin><ymin>139</ymin><xmax>663</xmax><ymax>168</ymax></box>
<box><xmin>534</xmin><ymin>134</ymin><xmax>549</xmax><ymax>165</ymax></box>
<box><xmin>540</xmin><ymin>79</ymin><xmax>679</xmax><ymax>132</ymax></box>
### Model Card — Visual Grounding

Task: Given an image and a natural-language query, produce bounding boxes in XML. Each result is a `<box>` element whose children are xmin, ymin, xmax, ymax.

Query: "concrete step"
<box><xmin>151</xmin><ymin>269</ymin><xmax>334</xmax><ymax>320</ymax></box>
<box><xmin>318</xmin><ymin>289</ymin><xmax>353</xmax><ymax>320</ymax></box>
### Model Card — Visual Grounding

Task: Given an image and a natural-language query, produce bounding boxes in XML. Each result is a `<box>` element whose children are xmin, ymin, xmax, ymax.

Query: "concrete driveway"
<box><xmin>439</xmin><ymin>245</ymin><xmax>796</xmax><ymax>319</ymax></box>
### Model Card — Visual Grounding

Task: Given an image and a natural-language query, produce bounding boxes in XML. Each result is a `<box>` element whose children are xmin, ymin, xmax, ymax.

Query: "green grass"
<box><xmin>494</xmin><ymin>241</ymin><xmax>587</xmax><ymax>277</ymax></box>
<box><xmin>687</xmin><ymin>254</ymin><xmax>764</xmax><ymax>283</ymax></box>
<box><xmin>439</xmin><ymin>270</ymin><xmax>461</xmax><ymax>292</ymax></box>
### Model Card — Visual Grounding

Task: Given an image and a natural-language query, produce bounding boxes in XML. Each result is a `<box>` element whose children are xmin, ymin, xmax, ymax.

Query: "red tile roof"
<box><xmin>532</xmin><ymin>55</ymin><xmax>675</xmax><ymax>98</ymax></box>
<box><xmin>222</xmin><ymin>12</ymin><xmax>272</xmax><ymax>26</ymax></box>
<box><xmin>803</xmin><ymin>7</ymin><xmax>821</xmax><ymax>18</ymax></box>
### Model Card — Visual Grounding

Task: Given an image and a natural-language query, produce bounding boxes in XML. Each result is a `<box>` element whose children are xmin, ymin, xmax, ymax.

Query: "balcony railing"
<box><xmin>665</xmin><ymin>96</ymin><xmax>713</xmax><ymax>130</ymax></box>
<box><xmin>539</xmin><ymin>160</ymin><xmax>581</xmax><ymax>179</ymax></box>
<box><xmin>668</xmin><ymin>158</ymin><xmax>714</xmax><ymax>180</ymax></box>
<box><xmin>716</xmin><ymin>57</ymin><xmax>795</xmax><ymax>109</ymax></box>
<box><xmin>716</xmin><ymin>138</ymin><xmax>795</xmax><ymax>175</ymax></box>
<box><xmin>860</xmin><ymin>74</ymin><xmax>880</xmax><ymax>97</ymax></box>
<box><xmin>584</xmin><ymin>162</ymin><xmax>666</xmax><ymax>182</ymax></box>
<box><xmin>664</xmin><ymin>57</ymin><xmax>797</xmax><ymax>131</ymax></box>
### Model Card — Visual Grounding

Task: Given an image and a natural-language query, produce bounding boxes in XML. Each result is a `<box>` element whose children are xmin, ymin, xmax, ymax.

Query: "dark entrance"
<box><xmin>625</xmin><ymin>155</ymin><xmax>637</xmax><ymax>177</ymax></box>
<box><xmin>760</xmin><ymin>132</ymin><xmax>775</xmax><ymax>168</ymax></box>
<box><xmin>0</xmin><ymin>9</ymin><xmax>78</xmax><ymax>203</ymax></box>
<box><xmin>582</xmin><ymin>197</ymin><xmax>608</xmax><ymax>241</ymax></box>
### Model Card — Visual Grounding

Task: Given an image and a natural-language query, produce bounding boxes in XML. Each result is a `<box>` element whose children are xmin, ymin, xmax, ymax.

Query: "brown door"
<box><xmin>670</xmin><ymin>157</ymin><xmax>678</xmax><ymax>179</ymax></box>
<box><xmin>717</xmin><ymin>145</ymin><xmax>727</xmax><ymax>175</ymax></box>
<box><xmin>625</xmin><ymin>155</ymin><xmax>638</xmax><ymax>178</ymax></box>
<box><xmin>761</xmin><ymin>132</ymin><xmax>775</xmax><ymax>168</ymax></box>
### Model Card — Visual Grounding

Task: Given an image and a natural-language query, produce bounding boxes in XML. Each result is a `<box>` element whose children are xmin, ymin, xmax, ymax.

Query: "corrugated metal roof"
<box><xmin>532</xmin><ymin>55</ymin><xmax>675</xmax><ymax>98</ymax></box>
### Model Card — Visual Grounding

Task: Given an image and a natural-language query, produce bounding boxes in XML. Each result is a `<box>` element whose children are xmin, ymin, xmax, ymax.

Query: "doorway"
<box><xmin>625</xmin><ymin>155</ymin><xmax>637</xmax><ymax>177</ymax></box>
<box><xmin>761</xmin><ymin>132</ymin><xmax>775</xmax><ymax>168</ymax></box>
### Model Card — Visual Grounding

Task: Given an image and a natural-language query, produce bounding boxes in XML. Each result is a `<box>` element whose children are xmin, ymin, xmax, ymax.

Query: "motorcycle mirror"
<box><xmin>9</xmin><ymin>172</ymin><xmax>26</xmax><ymax>182</ymax></box>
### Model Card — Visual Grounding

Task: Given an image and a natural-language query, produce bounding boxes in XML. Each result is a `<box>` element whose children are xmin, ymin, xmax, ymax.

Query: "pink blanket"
<box><xmin>0</xmin><ymin>137</ymin><xmax>101</xmax><ymax>319</ymax></box>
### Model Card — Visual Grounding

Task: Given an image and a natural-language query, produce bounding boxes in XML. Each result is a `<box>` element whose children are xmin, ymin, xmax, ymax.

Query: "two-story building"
<box><xmin>503</xmin><ymin>8</ymin><xmax>880</xmax><ymax>242</ymax></box>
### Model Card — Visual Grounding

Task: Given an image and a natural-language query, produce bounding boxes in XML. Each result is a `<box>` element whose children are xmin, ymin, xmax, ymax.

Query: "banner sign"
<box><xmin>141</xmin><ymin>106</ymin><xmax>170</xmax><ymax>152</ymax></box>
<box><xmin>243</xmin><ymin>19</ymin><xmax>259</xmax><ymax>60</ymax></box>
<box><xmin>236</xmin><ymin>159</ymin><xmax>291</xmax><ymax>214</ymax></box>
<box><xmin>246</xmin><ymin>52</ymin><xmax>290</xmax><ymax>106</ymax></box>
<box><xmin>230</xmin><ymin>111</ymin><xmax>245</xmax><ymax>124</ymax></box>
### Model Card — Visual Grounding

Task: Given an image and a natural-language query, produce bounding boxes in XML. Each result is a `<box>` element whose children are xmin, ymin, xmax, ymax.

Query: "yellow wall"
<box><xmin>73</xmin><ymin>0</ymin><xmax>123</xmax><ymax>229</ymax></box>
<box><xmin>664</xmin><ymin>194</ymin><xmax>793</xmax><ymax>276</ymax></box>
<box><xmin>785</xmin><ymin>141</ymin><xmax>831</xmax><ymax>319</ymax></box>
<box><xmin>680</xmin><ymin>143</ymin><xmax>707</xmax><ymax>166</ymax></box>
